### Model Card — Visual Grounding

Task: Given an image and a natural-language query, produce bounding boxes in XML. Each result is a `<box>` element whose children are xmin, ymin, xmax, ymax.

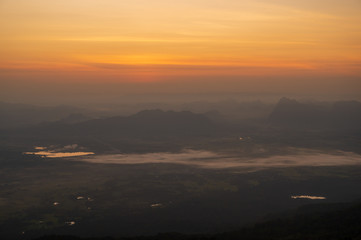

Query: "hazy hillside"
<box><xmin>75</xmin><ymin>110</ymin><xmax>215</xmax><ymax>137</ymax></box>
<box><xmin>11</xmin><ymin>110</ymin><xmax>217</xmax><ymax>141</ymax></box>
<box><xmin>269</xmin><ymin>98</ymin><xmax>361</xmax><ymax>129</ymax></box>
<box><xmin>0</xmin><ymin>102</ymin><xmax>89</xmax><ymax>129</ymax></box>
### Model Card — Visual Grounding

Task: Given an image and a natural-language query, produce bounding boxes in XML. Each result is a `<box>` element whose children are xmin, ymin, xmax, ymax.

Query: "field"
<box><xmin>1</xmin><ymin>150</ymin><xmax>361</xmax><ymax>239</ymax></box>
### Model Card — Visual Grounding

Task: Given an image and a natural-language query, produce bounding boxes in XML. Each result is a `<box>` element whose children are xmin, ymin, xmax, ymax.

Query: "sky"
<box><xmin>1</xmin><ymin>0</ymin><xmax>360</xmax><ymax>104</ymax></box>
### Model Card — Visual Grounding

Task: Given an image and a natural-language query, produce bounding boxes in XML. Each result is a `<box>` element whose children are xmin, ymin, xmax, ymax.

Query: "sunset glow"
<box><xmin>1</xmin><ymin>0</ymin><xmax>360</xmax><ymax>100</ymax></box>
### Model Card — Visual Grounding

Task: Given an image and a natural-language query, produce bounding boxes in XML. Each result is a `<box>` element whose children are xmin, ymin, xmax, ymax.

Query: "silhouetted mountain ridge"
<box><xmin>0</xmin><ymin>101</ymin><xmax>86</xmax><ymax>129</ymax></box>
<box><xmin>17</xmin><ymin>109</ymin><xmax>216</xmax><ymax>139</ymax></box>
<box><xmin>269</xmin><ymin>97</ymin><xmax>361</xmax><ymax>129</ymax></box>
<box><xmin>76</xmin><ymin>109</ymin><xmax>214</xmax><ymax>136</ymax></box>
<box><xmin>59</xmin><ymin>113</ymin><xmax>90</xmax><ymax>124</ymax></box>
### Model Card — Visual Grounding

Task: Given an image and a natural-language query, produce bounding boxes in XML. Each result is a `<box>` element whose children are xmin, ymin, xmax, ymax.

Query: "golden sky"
<box><xmin>0</xmin><ymin>0</ymin><xmax>360</xmax><ymax>100</ymax></box>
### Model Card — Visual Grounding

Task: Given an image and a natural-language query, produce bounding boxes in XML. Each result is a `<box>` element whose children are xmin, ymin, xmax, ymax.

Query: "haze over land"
<box><xmin>1</xmin><ymin>0</ymin><xmax>361</xmax><ymax>239</ymax></box>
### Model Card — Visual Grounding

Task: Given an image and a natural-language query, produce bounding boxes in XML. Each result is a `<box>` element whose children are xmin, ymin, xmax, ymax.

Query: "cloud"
<box><xmin>74</xmin><ymin>149</ymin><xmax>361</xmax><ymax>170</ymax></box>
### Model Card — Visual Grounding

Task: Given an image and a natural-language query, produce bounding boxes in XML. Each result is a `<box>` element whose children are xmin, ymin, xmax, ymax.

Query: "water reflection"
<box><xmin>24</xmin><ymin>151</ymin><xmax>94</xmax><ymax>158</ymax></box>
<box><xmin>291</xmin><ymin>195</ymin><xmax>326</xmax><ymax>200</ymax></box>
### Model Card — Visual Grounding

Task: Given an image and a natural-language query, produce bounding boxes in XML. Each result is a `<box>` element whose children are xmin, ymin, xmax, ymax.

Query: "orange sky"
<box><xmin>0</xmin><ymin>0</ymin><xmax>360</xmax><ymax>101</ymax></box>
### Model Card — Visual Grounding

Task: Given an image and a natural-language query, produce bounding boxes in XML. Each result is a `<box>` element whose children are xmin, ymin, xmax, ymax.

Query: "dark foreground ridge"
<box><xmin>34</xmin><ymin>201</ymin><xmax>361</xmax><ymax>240</ymax></box>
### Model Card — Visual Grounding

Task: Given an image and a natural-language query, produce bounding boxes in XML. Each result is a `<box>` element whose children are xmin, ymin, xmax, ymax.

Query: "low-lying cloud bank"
<box><xmin>73</xmin><ymin>149</ymin><xmax>361</xmax><ymax>170</ymax></box>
